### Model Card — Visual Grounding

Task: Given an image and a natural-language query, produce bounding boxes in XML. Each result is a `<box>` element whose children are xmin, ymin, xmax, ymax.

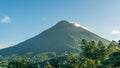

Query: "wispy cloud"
<box><xmin>111</xmin><ymin>30</ymin><xmax>120</xmax><ymax>35</ymax></box>
<box><xmin>72</xmin><ymin>22</ymin><xmax>89</xmax><ymax>30</ymax></box>
<box><xmin>0</xmin><ymin>16</ymin><xmax>11</xmax><ymax>23</ymax></box>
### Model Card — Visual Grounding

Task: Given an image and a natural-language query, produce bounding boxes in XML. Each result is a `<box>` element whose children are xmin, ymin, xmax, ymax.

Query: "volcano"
<box><xmin>0</xmin><ymin>20</ymin><xmax>110</xmax><ymax>56</ymax></box>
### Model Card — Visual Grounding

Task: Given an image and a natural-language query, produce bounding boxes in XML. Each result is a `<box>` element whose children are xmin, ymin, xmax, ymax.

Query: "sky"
<box><xmin>0</xmin><ymin>0</ymin><xmax>120</xmax><ymax>49</ymax></box>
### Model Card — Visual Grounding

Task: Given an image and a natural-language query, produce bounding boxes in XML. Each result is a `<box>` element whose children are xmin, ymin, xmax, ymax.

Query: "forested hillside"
<box><xmin>0</xmin><ymin>39</ymin><xmax>120</xmax><ymax>68</ymax></box>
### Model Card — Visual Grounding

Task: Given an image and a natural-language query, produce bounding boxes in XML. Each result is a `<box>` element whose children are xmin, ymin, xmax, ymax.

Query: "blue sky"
<box><xmin>0</xmin><ymin>0</ymin><xmax>120</xmax><ymax>49</ymax></box>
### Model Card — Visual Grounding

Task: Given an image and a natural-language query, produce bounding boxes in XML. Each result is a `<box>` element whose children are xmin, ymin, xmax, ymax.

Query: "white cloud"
<box><xmin>111</xmin><ymin>30</ymin><xmax>120</xmax><ymax>35</ymax></box>
<box><xmin>72</xmin><ymin>22</ymin><xmax>89</xmax><ymax>30</ymax></box>
<box><xmin>0</xmin><ymin>16</ymin><xmax>11</xmax><ymax>23</ymax></box>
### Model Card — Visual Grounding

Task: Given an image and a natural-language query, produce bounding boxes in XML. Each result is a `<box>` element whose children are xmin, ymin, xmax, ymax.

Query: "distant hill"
<box><xmin>0</xmin><ymin>20</ymin><xmax>110</xmax><ymax>56</ymax></box>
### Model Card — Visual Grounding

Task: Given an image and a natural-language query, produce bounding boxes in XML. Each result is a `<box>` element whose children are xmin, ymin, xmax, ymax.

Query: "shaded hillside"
<box><xmin>0</xmin><ymin>20</ymin><xmax>110</xmax><ymax>56</ymax></box>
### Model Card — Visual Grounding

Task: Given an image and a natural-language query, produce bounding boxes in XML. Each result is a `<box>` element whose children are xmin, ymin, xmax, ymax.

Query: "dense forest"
<box><xmin>0</xmin><ymin>39</ymin><xmax>120</xmax><ymax>68</ymax></box>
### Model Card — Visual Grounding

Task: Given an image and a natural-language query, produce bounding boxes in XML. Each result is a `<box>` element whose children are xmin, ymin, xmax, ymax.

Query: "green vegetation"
<box><xmin>0</xmin><ymin>39</ymin><xmax>119</xmax><ymax>68</ymax></box>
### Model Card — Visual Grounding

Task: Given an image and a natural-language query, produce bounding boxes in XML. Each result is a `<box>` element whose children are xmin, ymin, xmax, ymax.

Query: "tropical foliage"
<box><xmin>0</xmin><ymin>39</ymin><xmax>119</xmax><ymax>68</ymax></box>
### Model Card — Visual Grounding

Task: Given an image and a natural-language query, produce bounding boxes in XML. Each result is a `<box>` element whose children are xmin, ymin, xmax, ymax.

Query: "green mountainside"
<box><xmin>0</xmin><ymin>20</ymin><xmax>110</xmax><ymax>56</ymax></box>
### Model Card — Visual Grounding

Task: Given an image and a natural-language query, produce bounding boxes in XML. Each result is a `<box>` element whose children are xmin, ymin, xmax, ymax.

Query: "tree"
<box><xmin>81</xmin><ymin>39</ymin><xmax>89</xmax><ymax>46</ymax></box>
<box><xmin>97</xmin><ymin>41</ymin><xmax>104</xmax><ymax>49</ymax></box>
<box><xmin>80</xmin><ymin>39</ymin><xmax>108</xmax><ymax>67</ymax></box>
<box><xmin>79</xmin><ymin>58</ymin><xmax>96</xmax><ymax>68</ymax></box>
<box><xmin>107</xmin><ymin>40</ymin><xmax>118</xmax><ymax>55</ymax></box>
<box><xmin>81</xmin><ymin>40</ymin><xmax>103</xmax><ymax>60</ymax></box>
<box><xmin>97</xmin><ymin>41</ymin><xmax>106</xmax><ymax>60</ymax></box>
<box><xmin>8</xmin><ymin>61</ymin><xmax>16</xmax><ymax>68</ymax></box>
<box><xmin>51</xmin><ymin>54</ymin><xmax>59</xmax><ymax>68</ymax></box>
<box><xmin>44</xmin><ymin>62</ymin><xmax>52</xmax><ymax>68</ymax></box>
<box><xmin>80</xmin><ymin>39</ymin><xmax>92</xmax><ymax>59</ymax></box>
<box><xmin>37</xmin><ymin>64</ymin><xmax>41</xmax><ymax>68</ymax></box>
<box><xmin>103</xmin><ymin>51</ymin><xmax>120</xmax><ymax>68</ymax></box>
<box><xmin>7</xmin><ymin>57</ymin><xmax>34</xmax><ymax>68</ymax></box>
<box><xmin>66</xmin><ymin>53</ymin><xmax>78</xmax><ymax>68</ymax></box>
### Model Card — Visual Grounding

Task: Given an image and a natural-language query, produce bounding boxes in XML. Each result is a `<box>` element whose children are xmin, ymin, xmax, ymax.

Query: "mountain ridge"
<box><xmin>0</xmin><ymin>20</ymin><xmax>110</xmax><ymax>56</ymax></box>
